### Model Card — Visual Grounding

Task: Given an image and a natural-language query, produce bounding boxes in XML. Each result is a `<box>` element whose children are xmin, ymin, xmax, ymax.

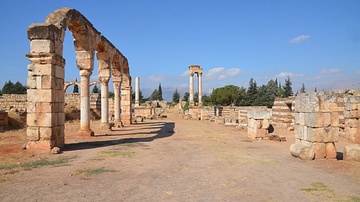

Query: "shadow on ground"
<box><xmin>63</xmin><ymin>121</ymin><xmax>175</xmax><ymax>151</ymax></box>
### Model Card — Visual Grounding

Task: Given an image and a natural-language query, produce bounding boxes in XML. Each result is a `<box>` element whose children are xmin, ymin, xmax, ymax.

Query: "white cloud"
<box><xmin>206</xmin><ymin>67</ymin><xmax>225</xmax><ymax>77</ymax></box>
<box><xmin>277</xmin><ymin>72</ymin><xmax>304</xmax><ymax>78</ymax></box>
<box><xmin>289</xmin><ymin>35</ymin><xmax>311</xmax><ymax>44</ymax></box>
<box><xmin>180</xmin><ymin>70</ymin><xmax>189</xmax><ymax>77</ymax></box>
<box><xmin>205</xmin><ymin>67</ymin><xmax>241</xmax><ymax>80</ymax></box>
<box><xmin>143</xmin><ymin>74</ymin><xmax>165</xmax><ymax>83</ymax></box>
<box><xmin>320</xmin><ymin>68</ymin><xmax>341</xmax><ymax>74</ymax></box>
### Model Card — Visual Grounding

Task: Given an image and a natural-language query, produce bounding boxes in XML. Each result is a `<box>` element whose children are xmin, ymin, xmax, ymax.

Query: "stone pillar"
<box><xmin>189</xmin><ymin>73</ymin><xmax>194</xmax><ymax>106</ymax></box>
<box><xmin>113</xmin><ymin>77</ymin><xmax>122</xmax><ymax>127</ymax></box>
<box><xmin>26</xmin><ymin>24</ymin><xmax>66</xmax><ymax>151</ymax></box>
<box><xmin>100</xmin><ymin>77</ymin><xmax>110</xmax><ymax>129</ymax></box>
<box><xmin>121</xmin><ymin>76</ymin><xmax>132</xmax><ymax>125</ymax></box>
<box><xmin>135</xmin><ymin>76</ymin><xmax>140</xmax><ymax>107</ymax></box>
<box><xmin>77</xmin><ymin>70</ymin><xmax>94</xmax><ymax>136</ymax></box>
<box><xmin>198</xmin><ymin>72</ymin><xmax>203</xmax><ymax>106</ymax></box>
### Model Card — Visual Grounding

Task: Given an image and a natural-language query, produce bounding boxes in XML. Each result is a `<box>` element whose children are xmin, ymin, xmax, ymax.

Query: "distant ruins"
<box><xmin>25</xmin><ymin>8</ymin><xmax>131</xmax><ymax>151</ymax></box>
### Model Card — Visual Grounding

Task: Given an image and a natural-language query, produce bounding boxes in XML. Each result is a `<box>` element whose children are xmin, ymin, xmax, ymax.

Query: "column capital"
<box><xmin>80</xmin><ymin>69</ymin><xmax>92</xmax><ymax>78</ymax></box>
<box><xmin>99</xmin><ymin>77</ymin><xmax>110</xmax><ymax>85</ymax></box>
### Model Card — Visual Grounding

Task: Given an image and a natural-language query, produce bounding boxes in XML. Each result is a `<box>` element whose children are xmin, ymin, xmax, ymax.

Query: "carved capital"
<box><xmin>113</xmin><ymin>81</ymin><xmax>121</xmax><ymax>89</ymax></box>
<box><xmin>99</xmin><ymin>77</ymin><xmax>110</xmax><ymax>85</ymax></box>
<box><xmin>80</xmin><ymin>69</ymin><xmax>92</xmax><ymax>79</ymax></box>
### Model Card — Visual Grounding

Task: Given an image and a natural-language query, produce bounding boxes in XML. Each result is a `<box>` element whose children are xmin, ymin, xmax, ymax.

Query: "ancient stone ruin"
<box><xmin>26</xmin><ymin>8</ymin><xmax>131</xmax><ymax>151</ymax></box>
<box><xmin>290</xmin><ymin>90</ymin><xmax>360</xmax><ymax>160</ymax></box>
<box><xmin>189</xmin><ymin>65</ymin><xmax>203</xmax><ymax>107</ymax></box>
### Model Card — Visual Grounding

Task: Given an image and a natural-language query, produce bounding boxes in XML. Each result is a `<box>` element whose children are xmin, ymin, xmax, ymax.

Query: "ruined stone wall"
<box><xmin>344</xmin><ymin>92</ymin><xmax>360</xmax><ymax>143</ymax></box>
<box><xmin>291</xmin><ymin>90</ymin><xmax>360</xmax><ymax>160</ymax></box>
<box><xmin>247</xmin><ymin>109</ymin><xmax>272</xmax><ymax>139</ymax></box>
<box><xmin>271</xmin><ymin>97</ymin><xmax>295</xmax><ymax>128</ymax></box>
<box><xmin>0</xmin><ymin>94</ymin><xmax>27</xmax><ymax>111</ymax></box>
<box><xmin>0</xmin><ymin>93</ymin><xmax>113</xmax><ymax>120</ymax></box>
<box><xmin>237</xmin><ymin>106</ymin><xmax>268</xmax><ymax>128</ymax></box>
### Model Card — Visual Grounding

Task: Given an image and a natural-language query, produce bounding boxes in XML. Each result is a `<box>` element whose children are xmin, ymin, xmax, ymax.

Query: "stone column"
<box><xmin>26</xmin><ymin>24</ymin><xmax>66</xmax><ymax>151</ymax></box>
<box><xmin>121</xmin><ymin>76</ymin><xmax>132</xmax><ymax>125</ymax></box>
<box><xmin>198</xmin><ymin>72</ymin><xmax>203</xmax><ymax>106</ymax></box>
<box><xmin>189</xmin><ymin>73</ymin><xmax>194</xmax><ymax>106</ymax></box>
<box><xmin>135</xmin><ymin>76</ymin><xmax>140</xmax><ymax>107</ymax></box>
<box><xmin>113</xmin><ymin>77</ymin><xmax>123</xmax><ymax>127</ymax></box>
<box><xmin>99</xmin><ymin>77</ymin><xmax>110</xmax><ymax>129</ymax></box>
<box><xmin>77</xmin><ymin>70</ymin><xmax>94</xmax><ymax>136</ymax></box>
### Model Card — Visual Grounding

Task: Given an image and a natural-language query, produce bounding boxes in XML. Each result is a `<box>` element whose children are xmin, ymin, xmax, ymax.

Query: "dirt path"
<box><xmin>1</xmin><ymin>110</ymin><xmax>360</xmax><ymax>201</ymax></box>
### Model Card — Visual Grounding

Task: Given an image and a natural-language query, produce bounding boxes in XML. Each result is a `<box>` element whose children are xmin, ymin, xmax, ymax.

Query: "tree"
<box><xmin>202</xmin><ymin>94</ymin><xmax>211</xmax><ymax>106</ymax></box>
<box><xmin>108</xmin><ymin>92</ymin><xmax>114</xmax><ymax>99</ymax></box>
<box><xmin>246</xmin><ymin>78</ymin><xmax>258</xmax><ymax>106</ymax></box>
<box><xmin>210</xmin><ymin>85</ymin><xmax>245</xmax><ymax>106</ymax></box>
<box><xmin>300</xmin><ymin>83</ymin><xmax>306</xmax><ymax>93</ymax></box>
<box><xmin>132</xmin><ymin>90</ymin><xmax>144</xmax><ymax>103</ymax></box>
<box><xmin>73</xmin><ymin>84</ymin><xmax>79</xmax><ymax>93</ymax></box>
<box><xmin>92</xmin><ymin>85</ymin><xmax>100</xmax><ymax>93</ymax></box>
<box><xmin>2</xmin><ymin>80</ymin><xmax>14</xmax><ymax>94</ymax></box>
<box><xmin>157</xmin><ymin>83</ymin><xmax>163</xmax><ymax>101</ymax></box>
<box><xmin>183</xmin><ymin>92</ymin><xmax>189</xmax><ymax>102</ymax></box>
<box><xmin>172</xmin><ymin>89</ymin><xmax>180</xmax><ymax>103</ymax></box>
<box><xmin>1</xmin><ymin>80</ymin><xmax>27</xmax><ymax>94</ymax></box>
<box><xmin>150</xmin><ymin>89</ymin><xmax>159</xmax><ymax>101</ymax></box>
<box><xmin>283</xmin><ymin>76</ymin><xmax>293</xmax><ymax>97</ymax></box>
<box><xmin>13</xmin><ymin>81</ymin><xmax>27</xmax><ymax>94</ymax></box>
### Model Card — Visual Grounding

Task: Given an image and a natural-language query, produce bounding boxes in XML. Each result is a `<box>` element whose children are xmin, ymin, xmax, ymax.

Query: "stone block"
<box><xmin>346</xmin><ymin>118</ymin><xmax>359</xmax><ymax>128</ymax></box>
<box><xmin>54</xmin><ymin>65</ymin><xmax>64</xmax><ymax>79</ymax></box>
<box><xmin>304</xmin><ymin>112</ymin><xmax>331</xmax><ymax>128</ymax></box>
<box><xmin>304</xmin><ymin>127</ymin><xmax>339</xmax><ymax>143</ymax></box>
<box><xmin>294</xmin><ymin>124</ymin><xmax>305</xmax><ymax>140</ymax></box>
<box><xmin>290</xmin><ymin>143</ymin><xmax>315</xmax><ymax>160</ymax></box>
<box><xmin>313</xmin><ymin>142</ymin><xmax>326</xmax><ymax>159</ymax></box>
<box><xmin>248</xmin><ymin>110</ymin><xmax>271</xmax><ymax>119</ymax></box>
<box><xmin>344</xmin><ymin>144</ymin><xmax>360</xmax><ymax>161</ymax></box>
<box><xmin>27</xmin><ymin>127</ymin><xmax>40</xmax><ymax>141</ymax></box>
<box><xmin>39</xmin><ymin>127</ymin><xmax>52</xmax><ymax>141</ymax></box>
<box><xmin>30</xmin><ymin>39</ymin><xmax>55</xmax><ymax>53</ymax></box>
<box><xmin>326</xmin><ymin>142</ymin><xmax>337</xmax><ymax>159</ymax></box>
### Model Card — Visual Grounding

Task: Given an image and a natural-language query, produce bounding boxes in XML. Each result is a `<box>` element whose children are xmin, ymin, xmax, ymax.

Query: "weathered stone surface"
<box><xmin>325</xmin><ymin>142</ymin><xmax>337</xmax><ymax>159</ymax></box>
<box><xmin>290</xmin><ymin>143</ymin><xmax>315</xmax><ymax>160</ymax></box>
<box><xmin>313</xmin><ymin>142</ymin><xmax>326</xmax><ymax>159</ymax></box>
<box><xmin>344</xmin><ymin>144</ymin><xmax>360</xmax><ymax>161</ymax></box>
<box><xmin>248</xmin><ymin>110</ymin><xmax>271</xmax><ymax>119</ymax></box>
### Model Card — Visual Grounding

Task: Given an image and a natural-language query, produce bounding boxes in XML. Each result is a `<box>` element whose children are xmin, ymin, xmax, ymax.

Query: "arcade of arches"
<box><xmin>26</xmin><ymin>8</ymin><xmax>132</xmax><ymax>151</ymax></box>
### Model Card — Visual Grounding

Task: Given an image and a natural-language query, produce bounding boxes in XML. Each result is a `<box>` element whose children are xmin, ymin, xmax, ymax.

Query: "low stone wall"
<box><xmin>0</xmin><ymin>94</ymin><xmax>27</xmax><ymax>111</ymax></box>
<box><xmin>271</xmin><ymin>97</ymin><xmax>295</xmax><ymax>128</ymax></box>
<box><xmin>0</xmin><ymin>93</ymin><xmax>113</xmax><ymax>121</ymax></box>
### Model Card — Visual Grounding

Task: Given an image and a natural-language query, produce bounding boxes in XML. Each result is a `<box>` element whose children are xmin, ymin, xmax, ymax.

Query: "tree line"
<box><xmin>0</xmin><ymin>80</ymin><xmax>27</xmax><ymax>95</ymax></box>
<box><xmin>172</xmin><ymin>76</ymin><xmax>300</xmax><ymax>108</ymax></box>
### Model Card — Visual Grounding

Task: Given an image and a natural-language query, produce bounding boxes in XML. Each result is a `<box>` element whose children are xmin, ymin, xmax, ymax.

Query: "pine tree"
<box><xmin>246</xmin><ymin>78</ymin><xmax>258</xmax><ymax>106</ymax></box>
<box><xmin>300</xmin><ymin>83</ymin><xmax>306</xmax><ymax>93</ymax></box>
<box><xmin>73</xmin><ymin>84</ymin><xmax>79</xmax><ymax>93</ymax></box>
<box><xmin>183</xmin><ymin>92</ymin><xmax>190</xmax><ymax>102</ymax></box>
<box><xmin>157</xmin><ymin>83</ymin><xmax>163</xmax><ymax>101</ymax></box>
<box><xmin>13</xmin><ymin>81</ymin><xmax>27</xmax><ymax>94</ymax></box>
<box><xmin>92</xmin><ymin>85</ymin><xmax>100</xmax><ymax>93</ymax></box>
<box><xmin>2</xmin><ymin>80</ymin><xmax>14</xmax><ymax>94</ymax></box>
<box><xmin>283</xmin><ymin>76</ymin><xmax>293</xmax><ymax>97</ymax></box>
<box><xmin>172</xmin><ymin>89</ymin><xmax>180</xmax><ymax>103</ymax></box>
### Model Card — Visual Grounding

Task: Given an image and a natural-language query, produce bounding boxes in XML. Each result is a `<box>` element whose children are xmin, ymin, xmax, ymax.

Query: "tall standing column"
<box><xmin>135</xmin><ymin>76</ymin><xmax>140</xmax><ymax>107</ymax></box>
<box><xmin>189</xmin><ymin>73</ymin><xmax>194</xmax><ymax>106</ymax></box>
<box><xmin>113</xmin><ymin>77</ymin><xmax>123</xmax><ymax>127</ymax></box>
<box><xmin>77</xmin><ymin>69</ymin><xmax>94</xmax><ymax>136</ymax></box>
<box><xmin>198</xmin><ymin>72</ymin><xmax>203</xmax><ymax>106</ymax></box>
<box><xmin>100</xmin><ymin>77</ymin><xmax>110</xmax><ymax>129</ymax></box>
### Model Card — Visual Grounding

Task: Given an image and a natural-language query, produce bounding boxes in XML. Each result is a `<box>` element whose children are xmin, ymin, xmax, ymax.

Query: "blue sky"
<box><xmin>0</xmin><ymin>0</ymin><xmax>359</xmax><ymax>101</ymax></box>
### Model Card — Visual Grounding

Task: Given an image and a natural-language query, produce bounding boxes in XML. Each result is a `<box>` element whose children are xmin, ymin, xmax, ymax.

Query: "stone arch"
<box><xmin>26</xmin><ymin>8</ymin><xmax>130</xmax><ymax>151</ymax></box>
